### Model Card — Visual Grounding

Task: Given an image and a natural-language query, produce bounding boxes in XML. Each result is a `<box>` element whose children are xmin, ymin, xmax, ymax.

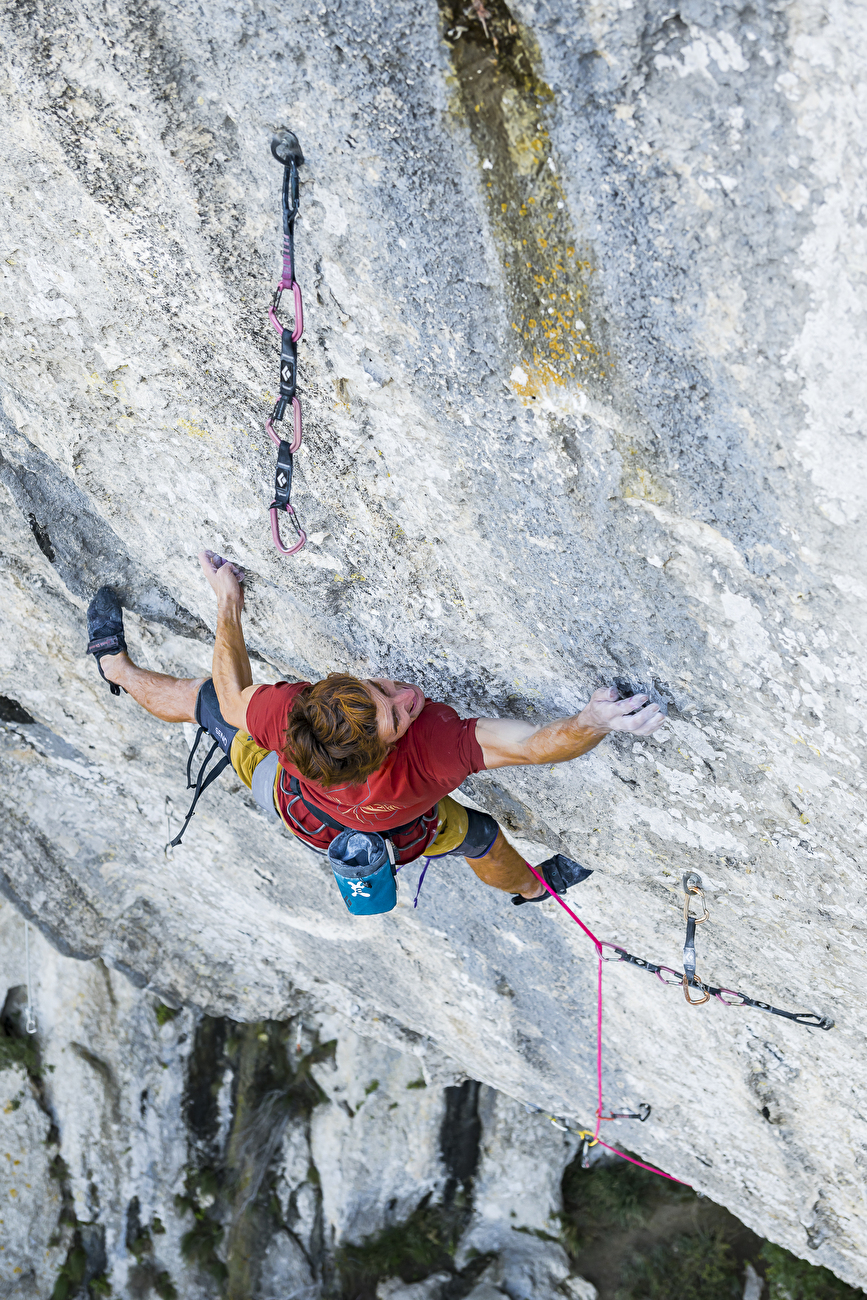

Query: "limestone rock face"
<box><xmin>0</xmin><ymin>0</ymin><xmax>865</xmax><ymax>1289</ymax></box>
<box><xmin>0</xmin><ymin>902</ymin><xmax>590</xmax><ymax>1298</ymax></box>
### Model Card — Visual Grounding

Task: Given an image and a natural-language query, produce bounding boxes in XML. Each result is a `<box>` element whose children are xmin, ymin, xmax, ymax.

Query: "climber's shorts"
<box><xmin>228</xmin><ymin>730</ymin><xmax>281</xmax><ymax>823</ymax></box>
<box><xmin>228</xmin><ymin>732</ymin><xmax>499</xmax><ymax>858</ymax></box>
<box><xmin>423</xmin><ymin>795</ymin><xmax>499</xmax><ymax>859</ymax></box>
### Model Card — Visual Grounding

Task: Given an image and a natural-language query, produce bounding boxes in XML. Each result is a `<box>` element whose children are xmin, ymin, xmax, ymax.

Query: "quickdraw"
<box><xmin>520</xmin><ymin>853</ymin><xmax>836</xmax><ymax>1188</ymax></box>
<box><xmin>594</xmin><ymin>870</ymin><xmax>834</xmax><ymax>1031</ymax></box>
<box><xmin>523</xmin><ymin>861</ymin><xmax>686</xmax><ymax>1186</ymax></box>
<box><xmin>525</xmin><ymin>1106</ymin><xmax>653</xmax><ymax>1172</ymax></box>
<box><xmin>265</xmin><ymin>131</ymin><xmax>307</xmax><ymax>556</ymax></box>
<box><xmin>681</xmin><ymin>871</ymin><xmax>711</xmax><ymax>1006</ymax></box>
<box><xmin>600</xmin><ymin>941</ymin><xmax>834</xmax><ymax>1029</ymax></box>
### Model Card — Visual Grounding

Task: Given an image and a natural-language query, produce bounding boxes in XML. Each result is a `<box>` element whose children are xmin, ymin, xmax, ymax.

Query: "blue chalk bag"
<box><xmin>328</xmin><ymin>830</ymin><xmax>397</xmax><ymax>916</ymax></box>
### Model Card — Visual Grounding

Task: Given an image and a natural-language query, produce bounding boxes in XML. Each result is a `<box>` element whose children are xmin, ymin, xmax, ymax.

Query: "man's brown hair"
<box><xmin>284</xmin><ymin>674</ymin><xmax>388</xmax><ymax>788</ymax></box>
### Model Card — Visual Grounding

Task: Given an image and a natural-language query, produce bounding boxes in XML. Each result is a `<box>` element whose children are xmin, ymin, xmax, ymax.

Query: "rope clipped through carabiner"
<box><xmin>266</xmin><ymin>131</ymin><xmax>307</xmax><ymax>556</ymax></box>
<box><xmin>520</xmin><ymin>852</ymin><xmax>836</xmax><ymax>1185</ymax></box>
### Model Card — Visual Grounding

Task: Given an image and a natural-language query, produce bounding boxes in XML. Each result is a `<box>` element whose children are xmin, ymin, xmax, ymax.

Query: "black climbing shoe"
<box><xmin>86</xmin><ymin>586</ymin><xmax>127</xmax><ymax>697</ymax></box>
<box><xmin>512</xmin><ymin>854</ymin><xmax>593</xmax><ymax>906</ymax></box>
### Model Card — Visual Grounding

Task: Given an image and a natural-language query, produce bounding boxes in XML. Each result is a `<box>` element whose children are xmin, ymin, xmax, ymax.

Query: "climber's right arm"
<box><xmin>475</xmin><ymin>687</ymin><xmax>665</xmax><ymax>770</ymax></box>
<box><xmin>199</xmin><ymin>550</ymin><xmax>260</xmax><ymax>730</ymax></box>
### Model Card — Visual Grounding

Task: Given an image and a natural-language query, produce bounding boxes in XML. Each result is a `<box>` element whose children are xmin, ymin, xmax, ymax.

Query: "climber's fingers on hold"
<box><xmin>200</xmin><ymin>548</ymin><xmax>246</xmax><ymax>581</ymax></box>
<box><xmin>199</xmin><ymin>549</ymin><xmax>246</xmax><ymax>603</ymax></box>
<box><xmin>618</xmin><ymin>703</ymin><xmax>666</xmax><ymax>735</ymax></box>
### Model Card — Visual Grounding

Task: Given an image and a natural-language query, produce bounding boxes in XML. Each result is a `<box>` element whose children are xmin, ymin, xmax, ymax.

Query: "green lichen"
<box><xmin>154</xmin><ymin>1271</ymin><xmax>178</xmax><ymax>1300</ymax></box>
<box><xmin>51</xmin><ymin>1245</ymin><xmax>86</xmax><ymax>1300</ymax></box>
<box><xmin>336</xmin><ymin>1197</ymin><xmax>459</xmax><ymax>1295</ymax></box>
<box><xmin>174</xmin><ymin>1168</ymin><xmax>226</xmax><ymax>1282</ymax></box>
<box><xmin>761</xmin><ymin>1243</ymin><xmax>864</xmax><ymax>1300</ymax></box>
<box><xmin>0</xmin><ymin>1034</ymin><xmax>41</xmax><ymax>1077</ymax></box>
<box><xmin>154</xmin><ymin>1003</ymin><xmax>181</xmax><ymax>1027</ymax></box>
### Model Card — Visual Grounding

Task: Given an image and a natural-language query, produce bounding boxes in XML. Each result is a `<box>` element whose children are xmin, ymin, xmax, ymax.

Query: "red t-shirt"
<box><xmin>245</xmin><ymin>682</ymin><xmax>486</xmax><ymax>862</ymax></box>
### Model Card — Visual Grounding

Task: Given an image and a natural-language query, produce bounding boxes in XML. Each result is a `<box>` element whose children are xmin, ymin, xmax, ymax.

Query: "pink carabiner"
<box><xmin>655</xmin><ymin>965</ymin><xmax>683</xmax><ymax>987</ymax></box>
<box><xmin>266</xmin><ymin>396</ymin><xmax>303</xmax><ymax>452</ymax></box>
<box><xmin>599</xmin><ymin>943</ymin><xmax>627</xmax><ymax>963</ymax></box>
<box><xmin>268</xmin><ymin>281</ymin><xmax>304</xmax><ymax>342</ymax></box>
<box><xmin>715</xmin><ymin>988</ymin><xmax>747</xmax><ymax>1006</ymax></box>
<box><xmin>270</xmin><ymin>504</ymin><xmax>306</xmax><ymax>556</ymax></box>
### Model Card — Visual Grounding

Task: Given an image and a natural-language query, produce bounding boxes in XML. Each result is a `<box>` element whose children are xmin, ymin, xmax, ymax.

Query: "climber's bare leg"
<box><xmin>100</xmin><ymin>652</ymin><xmax>204</xmax><ymax>724</ymax></box>
<box><xmin>466</xmin><ymin>829</ymin><xmax>544</xmax><ymax>900</ymax></box>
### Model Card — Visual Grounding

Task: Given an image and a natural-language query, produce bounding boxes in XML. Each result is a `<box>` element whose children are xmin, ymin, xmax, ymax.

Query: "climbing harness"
<box><xmin>166</xmin><ymin>682</ymin><xmax>235</xmax><ymax>850</ymax></box>
<box><xmin>23</xmin><ymin>920</ymin><xmax>37</xmax><ymax>1035</ymax></box>
<box><xmin>265</xmin><ymin>131</ymin><xmax>307</xmax><ymax>556</ymax></box>
<box><xmin>166</xmin><ymin>726</ymin><xmax>231</xmax><ymax>850</ymax></box>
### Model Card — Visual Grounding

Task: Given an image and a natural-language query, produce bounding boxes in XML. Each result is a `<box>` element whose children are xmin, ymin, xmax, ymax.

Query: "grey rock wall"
<box><xmin>0</xmin><ymin>901</ymin><xmax>588</xmax><ymax>1299</ymax></box>
<box><xmin>0</xmin><ymin>0</ymin><xmax>865</xmax><ymax>1288</ymax></box>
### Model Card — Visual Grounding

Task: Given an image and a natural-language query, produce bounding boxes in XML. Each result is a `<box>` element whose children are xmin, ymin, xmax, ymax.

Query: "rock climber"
<box><xmin>85</xmin><ymin>551</ymin><xmax>665</xmax><ymax>905</ymax></box>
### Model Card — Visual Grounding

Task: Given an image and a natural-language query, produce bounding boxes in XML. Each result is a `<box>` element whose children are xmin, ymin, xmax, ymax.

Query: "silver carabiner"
<box><xmin>682</xmin><ymin>872</ymin><xmax>709</xmax><ymax>924</ymax></box>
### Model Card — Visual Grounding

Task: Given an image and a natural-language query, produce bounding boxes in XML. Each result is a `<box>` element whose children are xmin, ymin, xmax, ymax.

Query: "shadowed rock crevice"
<box><xmin>440</xmin><ymin>1079</ymin><xmax>482</xmax><ymax>1205</ymax></box>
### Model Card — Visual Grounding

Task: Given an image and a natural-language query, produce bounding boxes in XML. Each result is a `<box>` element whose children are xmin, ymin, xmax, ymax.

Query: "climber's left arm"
<box><xmin>475</xmin><ymin>687</ymin><xmax>665</xmax><ymax>771</ymax></box>
<box><xmin>199</xmin><ymin>550</ymin><xmax>261</xmax><ymax>730</ymax></box>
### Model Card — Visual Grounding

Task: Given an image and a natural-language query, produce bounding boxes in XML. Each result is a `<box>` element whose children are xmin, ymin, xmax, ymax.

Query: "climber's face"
<box><xmin>366</xmin><ymin>678</ymin><xmax>425</xmax><ymax>743</ymax></box>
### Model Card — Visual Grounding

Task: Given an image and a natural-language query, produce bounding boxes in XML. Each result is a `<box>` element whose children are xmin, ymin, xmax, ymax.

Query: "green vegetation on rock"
<box><xmin>762</xmin><ymin>1242</ymin><xmax>865</xmax><ymax>1300</ymax></box>
<box><xmin>618</xmin><ymin>1230</ymin><xmax>740</xmax><ymax>1300</ymax></box>
<box><xmin>154</xmin><ymin>1003</ymin><xmax>181</xmax><ymax>1027</ymax></box>
<box><xmin>560</xmin><ymin>1154</ymin><xmax>865</xmax><ymax>1300</ymax></box>
<box><xmin>336</xmin><ymin>1197</ymin><xmax>461</xmax><ymax>1297</ymax></box>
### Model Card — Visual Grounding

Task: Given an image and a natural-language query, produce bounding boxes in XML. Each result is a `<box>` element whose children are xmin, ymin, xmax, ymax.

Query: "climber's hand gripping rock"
<box><xmin>578</xmin><ymin>686</ymin><xmax>665</xmax><ymax>736</ymax></box>
<box><xmin>475</xmin><ymin>686</ymin><xmax>665</xmax><ymax>771</ymax></box>
<box><xmin>199</xmin><ymin>549</ymin><xmax>246</xmax><ymax>607</ymax></box>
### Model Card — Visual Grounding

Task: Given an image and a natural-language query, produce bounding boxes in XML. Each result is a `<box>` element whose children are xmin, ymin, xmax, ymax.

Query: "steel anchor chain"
<box><xmin>266</xmin><ymin>131</ymin><xmax>307</xmax><ymax>556</ymax></box>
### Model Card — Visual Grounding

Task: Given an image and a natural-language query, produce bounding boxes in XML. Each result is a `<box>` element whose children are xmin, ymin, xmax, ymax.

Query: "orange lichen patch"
<box><xmin>442</xmin><ymin>0</ymin><xmax>609</xmax><ymax>394</ymax></box>
<box><xmin>509</xmin><ymin>248</ymin><xmax>598</xmax><ymax>382</ymax></box>
<box><xmin>508</xmin><ymin>358</ymin><xmax>570</xmax><ymax>402</ymax></box>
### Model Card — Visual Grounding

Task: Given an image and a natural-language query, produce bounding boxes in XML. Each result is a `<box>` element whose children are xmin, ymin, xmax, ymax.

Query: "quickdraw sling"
<box><xmin>265</xmin><ymin>131</ymin><xmax>307</xmax><ymax>556</ymax></box>
<box><xmin>518</xmin><ymin>858</ymin><xmax>834</xmax><ymax>1188</ymax></box>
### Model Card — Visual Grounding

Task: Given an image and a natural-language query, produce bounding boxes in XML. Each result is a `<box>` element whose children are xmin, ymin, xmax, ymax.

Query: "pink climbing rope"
<box><xmin>523</xmin><ymin>861</ymin><xmax>689</xmax><ymax>1187</ymax></box>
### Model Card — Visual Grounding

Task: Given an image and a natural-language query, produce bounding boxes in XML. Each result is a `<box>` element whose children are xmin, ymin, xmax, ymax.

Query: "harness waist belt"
<box><xmin>287</xmin><ymin>776</ymin><xmax>424</xmax><ymax>838</ymax></box>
